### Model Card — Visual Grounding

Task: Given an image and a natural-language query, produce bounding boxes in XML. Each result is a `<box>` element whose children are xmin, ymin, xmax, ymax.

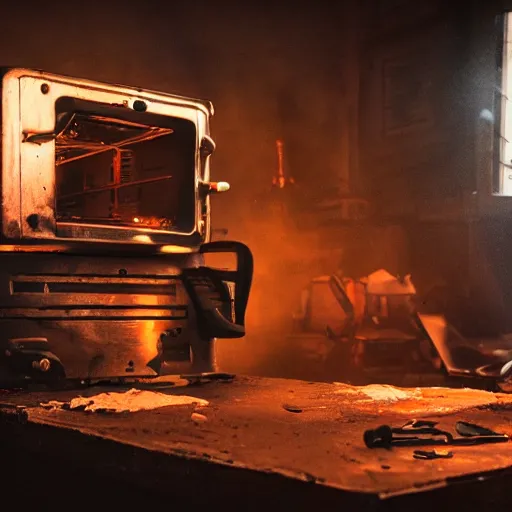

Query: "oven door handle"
<box><xmin>182</xmin><ymin>241</ymin><xmax>253</xmax><ymax>339</ymax></box>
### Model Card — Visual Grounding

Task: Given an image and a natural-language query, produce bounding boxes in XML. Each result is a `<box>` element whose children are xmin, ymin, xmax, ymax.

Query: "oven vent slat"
<box><xmin>11</xmin><ymin>277</ymin><xmax>178</xmax><ymax>296</ymax></box>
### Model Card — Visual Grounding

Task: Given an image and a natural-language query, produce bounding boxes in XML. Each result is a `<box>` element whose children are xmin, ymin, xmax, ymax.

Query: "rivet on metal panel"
<box><xmin>133</xmin><ymin>100</ymin><xmax>147</xmax><ymax>112</ymax></box>
<box><xmin>26</xmin><ymin>214</ymin><xmax>40</xmax><ymax>230</ymax></box>
<box><xmin>40</xmin><ymin>83</ymin><xmax>50</xmax><ymax>94</ymax></box>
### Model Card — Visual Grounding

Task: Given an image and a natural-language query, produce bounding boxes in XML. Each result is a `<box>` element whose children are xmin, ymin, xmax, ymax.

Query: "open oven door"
<box><xmin>181</xmin><ymin>241</ymin><xmax>253</xmax><ymax>339</ymax></box>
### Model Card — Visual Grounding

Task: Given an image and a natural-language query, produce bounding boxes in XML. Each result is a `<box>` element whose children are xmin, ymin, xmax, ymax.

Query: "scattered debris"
<box><xmin>359</xmin><ymin>385</ymin><xmax>421</xmax><ymax>403</ymax></box>
<box><xmin>333</xmin><ymin>383</ymin><xmax>512</xmax><ymax>416</ymax></box>
<box><xmin>283</xmin><ymin>403</ymin><xmax>303</xmax><ymax>413</ymax></box>
<box><xmin>41</xmin><ymin>400</ymin><xmax>66</xmax><ymax>410</ymax></box>
<box><xmin>282</xmin><ymin>403</ymin><xmax>328</xmax><ymax>413</ymax></box>
<box><xmin>134</xmin><ymin>376</ymin><xmax>192</xmax><ymax>389</ymax></box>
<box><xmin>413</xmin><ymin>449</ymin><xmax>453</xmax><ymax>460</ymax></box>
<box><xmin>41</xmin><ymin>388</ymin><xmax>209</xmax><ymax>413</ymax></box>
<box><xmin>364</xmin><ymin>419</ymin><xmax>509</xmax><ymax>449</ymax></box>
<box><xmin>456</xmin><ymin>421</ymin><xmax>501</xmax><ymax>437</ymax></box>
<box><xmin>334</xmin><ymin>382</ymin><xmax>422</xmax><ymax>402</ymax></box>
<box><xmin>0</xmin><ymin>403</ymin><xmax>28</xmax><ymax>424</ymax></box>
<box><xmin>191</xmin><ymin>412</ymin><xmax>208</xmax><ymax>423</ymax></box>
<box><xmin>181</xmin><ymin>373</ymin><xmax>236</xmax><ymax>385</ymax></box>
<box><xmin>293</xmin><ymin>267</ymin><xmax>512</xmax><ymax>391</ymax></box>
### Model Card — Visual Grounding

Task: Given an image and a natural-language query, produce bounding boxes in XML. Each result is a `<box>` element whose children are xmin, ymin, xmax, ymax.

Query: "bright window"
<box><xmin>498</xmin><ymin>13</ymin><xmax>512</xmax><ymax>195</ymax></box>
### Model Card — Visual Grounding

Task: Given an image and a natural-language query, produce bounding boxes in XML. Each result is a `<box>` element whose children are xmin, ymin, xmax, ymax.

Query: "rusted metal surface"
<box><xmin>1</xmin><ymin>68</ymin><xmax>212</xmax><ymax>244</ymax></box>
<box><xmin>0</xmin><ymin>252</ymin><xmax>219</xmax><ymax>381</ymax></box>
<box><xmin>3</xmin><ymin>375</ymin><xmax>512</xmax><ymax>501</ymax></box>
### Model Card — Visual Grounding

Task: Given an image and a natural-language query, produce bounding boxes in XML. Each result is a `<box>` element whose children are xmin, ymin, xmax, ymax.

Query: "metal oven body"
<box><xmin>0</xmin><ymin>68</ymin><xmax>252</xmax><ymax>386</ymax></box>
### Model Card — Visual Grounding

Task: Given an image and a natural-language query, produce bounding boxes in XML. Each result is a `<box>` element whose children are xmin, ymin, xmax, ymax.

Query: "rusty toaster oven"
<box><xmin>0</xmin><ymin>68</ymin><xmax>252</xmax><ymax>386</ymax></box>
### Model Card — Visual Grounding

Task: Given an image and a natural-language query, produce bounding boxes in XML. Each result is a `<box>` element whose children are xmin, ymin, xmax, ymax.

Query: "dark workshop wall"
<box><xmin>358</xmin><ymin>0</ymin><xmax>475</xmax><ymax>217</ymax></box>
<box><xmin>356</xmin><ymin>0</ymin><xmax>512</xmax><ymax>336</ymax></box>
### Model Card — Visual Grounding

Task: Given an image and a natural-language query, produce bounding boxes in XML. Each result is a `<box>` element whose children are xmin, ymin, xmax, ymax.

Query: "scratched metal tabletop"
<box><xmin>2</xmin><ymin>375</ymin><xmax>512</xmax><ymax>499</ymax></box>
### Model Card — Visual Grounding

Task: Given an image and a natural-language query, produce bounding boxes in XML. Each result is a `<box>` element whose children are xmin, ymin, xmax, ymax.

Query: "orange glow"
<box><xmin>159</xmin><ymin>245</ymin><xmax>195</xmax><ymax>254</ymax></box>
<box><xmin>215</xmin><ymin>201</ymin><xmax>332</xmax><ymax>374</ymax></box>
<box><xmin>132</xmin><ymin>235</ymin><xmax>152</xmax><ymax>244</ymax></box>
<box><xmin>129</xmin><ymin>216</ymin><xmax>172</xmax><ymax>229</ymax></box>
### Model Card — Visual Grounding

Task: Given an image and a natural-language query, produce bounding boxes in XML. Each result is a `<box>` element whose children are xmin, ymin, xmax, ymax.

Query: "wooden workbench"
<box><xmin>2</xmin><ymin>375</ymin><xmax>512</xmax><ymax>509</ymax></box>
